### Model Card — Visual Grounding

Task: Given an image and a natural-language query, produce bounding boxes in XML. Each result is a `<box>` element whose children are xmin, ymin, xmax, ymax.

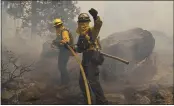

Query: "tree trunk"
<box><xmin>31</xmin><ymin>1</ymin><xmax>37</xmax><ymax>39</ymax></box>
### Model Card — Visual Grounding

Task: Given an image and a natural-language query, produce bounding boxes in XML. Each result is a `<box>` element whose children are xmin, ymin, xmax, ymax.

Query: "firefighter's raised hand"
<box><xmin>89</xmin><ymin>8</ymin><xmax>98</xmax><ymax>20</ymax></box>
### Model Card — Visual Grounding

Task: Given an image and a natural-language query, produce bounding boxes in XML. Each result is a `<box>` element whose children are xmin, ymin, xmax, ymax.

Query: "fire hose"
<box><xmin>65</xmin><ymin>44</ymin><xmax>92</xmax><ymax>105</ymax></box>
<box><xmin>100</xmin><ymin>52</ymin><xmax>129</xmax><ymax>65</ymax></box>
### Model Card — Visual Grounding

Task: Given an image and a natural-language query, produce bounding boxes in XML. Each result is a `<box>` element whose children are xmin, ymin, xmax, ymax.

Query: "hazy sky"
<box><xmin>1</xmin><ymin>1</ymin><xmax>173</xmax><ymax>40</ymax></box>
<box><xmin>76</xmin><ymin>1</ymin><xmax>173</xmax><ymax>39</ymax></box>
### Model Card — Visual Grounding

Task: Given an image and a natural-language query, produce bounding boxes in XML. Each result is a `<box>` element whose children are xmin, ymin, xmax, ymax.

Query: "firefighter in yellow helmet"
<box><xmin>51</xmin><ymin>18</ymin><xmax>73</xmax><ymax>88</ymax></box>
<box><xmin>74</xmin><ymin>8</ymin><xmax>108</xmax><ymax>105</ymax></box>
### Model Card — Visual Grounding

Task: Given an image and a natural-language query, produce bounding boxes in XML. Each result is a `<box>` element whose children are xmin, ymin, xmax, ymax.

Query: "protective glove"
<box><xmin>88</xmin><ymin>8</ymin><xmax>98</xmax><ymax>20</ymax></box>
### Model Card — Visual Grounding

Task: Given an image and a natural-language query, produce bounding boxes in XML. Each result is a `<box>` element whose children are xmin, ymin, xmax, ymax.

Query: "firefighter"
<box><xmin>75</xmin><ymin>8</ymin><xmax>108</xmax><ymax>104</ymax></box>
<box><xmin>51</xmin><ymin>18</ymin><xmax>73</xmax><ymax>88</ymax></box>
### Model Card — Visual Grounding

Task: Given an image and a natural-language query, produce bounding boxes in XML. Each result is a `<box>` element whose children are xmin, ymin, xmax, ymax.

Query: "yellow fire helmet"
<box><xmin>53</xmin><ymin>18</ymin><xmax>63</xmax><ymax>27</ymax></box>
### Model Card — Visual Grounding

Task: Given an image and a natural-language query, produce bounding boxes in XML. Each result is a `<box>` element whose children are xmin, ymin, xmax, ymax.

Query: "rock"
<box><xmin>55</xmin><ymin>84</ymin><xmax>80</xmax><ymax>99</ymax></box>
<box><xmin>19</xmin><ymin>83</ymin><xmax>41</xmax><ymax>102</ymax></box>
<box><xmin>137</xmin><ymin>85</ymin><xmax>174</xmax><ymax>105</ymax></box>
<box><xmin>56</xmin><ymin>93</ymin><xmax>65</xmax><ymax>99</ymax></box>
<box><xmin>3</xmin><ymin>82</ymin><xmax>19</xmax><ymax>90</ymax></box>
<box><xmin>149</xmin><ymin>83</ymin><xmax>160</xmax><ymax>93</ymax></box>
<box><xmin>100</xmin><ymin>28</ymin><xmax>155</xmax><ymax>82</ymax></box>
<box><xmin>134</xmin><ymin>94</ymin><xmax>151</xmax><ymax>104</ymax></box>
<box><xmin>150</xmin><ymin>89</ymin><xmax>173</xmax><ymax>104</ymax></box>
<box><xmin>34</xmin><ymin>82</ymin><xmax>47</xmax><ymax>91</ymax></box>
<box><xmin>101</xmin><ymin>28</ymin><xmax>155</xmax><ymax>62</ymax></box>
<box><xmin>105</xmin><ymin>93</ymin><xmax>125</xmax><ymax>104</ymax></box>
<box><xmin>1</xmin><ymin>89</ymin><xmax>15</xmax><ymax>100</ymax></box>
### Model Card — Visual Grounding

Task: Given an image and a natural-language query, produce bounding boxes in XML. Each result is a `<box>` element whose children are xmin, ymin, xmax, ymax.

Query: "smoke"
<box><xmin>77</xmin><ymin>1</ymin><xmax>173</xmax><ymax>39</ymax></box>
<box><xmin>1</xmin><ymin>1</ymin><xmax>173</xmax><ymax>94</ymax></box>
<box><xmin>1</xmin><ymin>10</ymin><xmax>46</xmax><ymax>67</ymax></box>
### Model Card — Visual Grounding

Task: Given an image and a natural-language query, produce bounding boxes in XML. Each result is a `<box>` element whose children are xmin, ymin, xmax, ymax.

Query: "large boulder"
<box><xmin>100</xmin><ymin>28</ymin><xmax>155</xmax><ymax>82</ymax></box>
<box><xmin>101</xmin><ymin>28</ymin><xmax>155</xmax><ymax>63</ymax></box>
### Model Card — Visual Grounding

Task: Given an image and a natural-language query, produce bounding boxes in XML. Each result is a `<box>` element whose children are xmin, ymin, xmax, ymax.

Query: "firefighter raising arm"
<box><xmin>89</xmin><ymin>8</ymin><xmax>103</xmax><ymax>40</ymax></box>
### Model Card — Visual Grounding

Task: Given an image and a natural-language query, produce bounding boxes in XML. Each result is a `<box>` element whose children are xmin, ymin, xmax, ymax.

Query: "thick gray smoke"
<box><xmin>1</xmin><ymin>5</ymin><xmax>49</xmax><ymax>62</ymax></box>
<box><xmin>77</xmin><ymin>1</ymin><xmax>173</xmax><ymax>39</ymax></box>
<box><xmin>1</xmin><ymin>0</ymin><xmax>173</xmax><ymax>95</ymax></box>
<box><xmin>1</xmin><ymin>1</ymin><xmax>173</xmax><ymax>105</ymax></box>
